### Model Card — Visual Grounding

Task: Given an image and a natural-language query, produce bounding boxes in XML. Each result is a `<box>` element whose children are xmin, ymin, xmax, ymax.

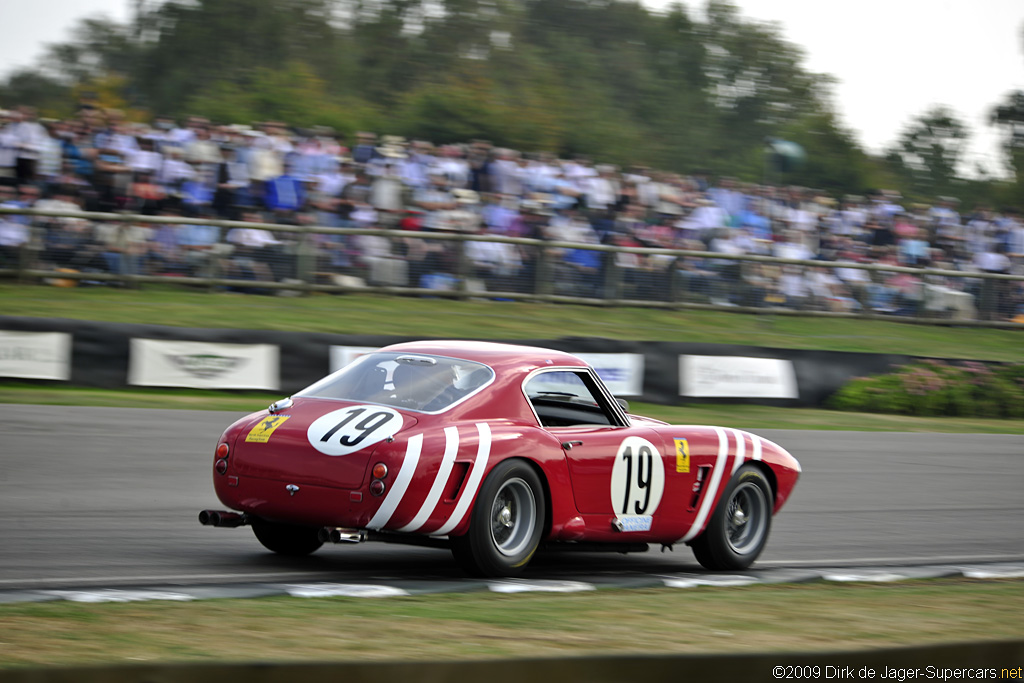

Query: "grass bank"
<box><xmin>3</xmin><ymin>384</ymin><xmax>1024</xmax><ymax>433</ymax></box>
<box><xmin>1</xmin><ymin>579</ymin><xmax>1021</xmax><ymax>668</ymax></box>
<box><xmin>2</xmin><ymin>284</ymin><xmax>1023</xmax><ymax>360</ymax></box>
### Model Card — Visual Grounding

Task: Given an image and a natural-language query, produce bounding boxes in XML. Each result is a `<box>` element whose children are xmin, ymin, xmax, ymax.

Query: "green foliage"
<box><xmin>2</xmin><ymin>0</ymin><xmax>1015</xmax><ymax>205</ymax></box>
<box><xmin>829</xmin><ymin>360</ymin><xmax>1024</xmax><ymax>419</ymax></box>
<box><xmin>990</xmin><ymin>90</ymin><xmax>1024</xmax><ymax>206</ymax></box>
<box><xmin>885</xmin><ymin>106</ymin><xmax>969</xmax><ymax>199</ymax></box>
<box><xmin>0</xmin><ymin>70</ymin><xmax>71</xmax><ymax>117</ymax></box>
<box><xmin>185</xmin><ymin>62</ymin><xmax>372</xmax><ymax>134</ymax></box>
<box><xmin>778</xmin><ymin>112</ymin><xmax>872</xmax><ymax>193</ymax></box>
<box><xmin>0</xmin><ymin>0</ymin><xmax>854</xmax><ymax>174</ymax></box>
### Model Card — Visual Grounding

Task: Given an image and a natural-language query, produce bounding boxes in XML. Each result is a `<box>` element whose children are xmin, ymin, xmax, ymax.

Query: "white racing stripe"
<box><xmin>752</xmin><ymin>433</ymin><xmax>763</xmax><ymax>461</ymax></box>
<box><xmin>432</xmin><ymin>423</ymin><xmax>491</xmax><ymax>536</ymax></box>
<box><xmin>679</xmin><ymin>427</ymin><xmax>730</xmax><ymax>543</ymax></box>
<box><xmin>730</xmin><ymin>428</ymin><xmax>746</xmax><ymax>475</ymax></box>
<box><xmin>396</xmin><ymin>426</ymin><xmax>460</xmax><ymax>533</ymax></box>
<box><xmin>366</xmin><ymin>433</ymin><xmax>423</xmax><ymax>530</ymax></box>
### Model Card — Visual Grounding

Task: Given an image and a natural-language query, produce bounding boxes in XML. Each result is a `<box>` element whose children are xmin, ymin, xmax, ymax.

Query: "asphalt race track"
<box><xmin>1</xmin><ymin>405</ymin><xmax>1022</xmax><ymax>592</ymax></box>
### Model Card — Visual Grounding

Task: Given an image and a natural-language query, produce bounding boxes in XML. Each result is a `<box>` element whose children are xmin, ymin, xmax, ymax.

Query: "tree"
<box><xmin>777</xmin><ymin>111</ymin><xmax>871</xmax><ymax>192</ymax></box>
<box><xmin>991</xmin><ymin>91</ymin><xmax>1024</xmax><ymax>175</ymax></box>
<box><xmin>0</xmin><ymin>0</ymin><xmax>866</xmax><ymax>191</ymax></box>
<box><xmin>0</xmin><ymin>70</ymin><xmax>69</xmax><ymax>116</ymax></box>
<box><xmin>887</xmin><ymin>106</ymin><xmax>968</xmax><ymax>198</ymax></box>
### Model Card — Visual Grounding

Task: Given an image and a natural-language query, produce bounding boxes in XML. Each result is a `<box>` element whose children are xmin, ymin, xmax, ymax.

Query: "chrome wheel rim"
<box><xmin>490</xmin><ymin>477</ymin><xmax>536</xmax><ymax>557</ymax></box>
<box><xmin>725</xmin><ymin>481</ymin><xmax>768</xmax><ymax>555</ymax></box>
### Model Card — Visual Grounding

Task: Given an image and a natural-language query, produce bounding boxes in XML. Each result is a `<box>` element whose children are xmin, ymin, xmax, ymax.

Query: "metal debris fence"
<box><xmin>2</xmin><ymin>207</ymin><xmax>1023</xmax><ymax>327</ymax></box>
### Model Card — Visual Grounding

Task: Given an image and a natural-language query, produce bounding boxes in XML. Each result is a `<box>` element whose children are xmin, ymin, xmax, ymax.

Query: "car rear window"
<box><xmin>297</xmin><ymin>352</ymin><xmax>494</xmax><ymax>413</ymax></box>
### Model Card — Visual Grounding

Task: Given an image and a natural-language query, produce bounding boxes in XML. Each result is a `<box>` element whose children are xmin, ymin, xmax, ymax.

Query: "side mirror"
<box><xmin>615</xmin><ymin>398</ymin><xmax>630</xmax><ymax>413</ymax></box>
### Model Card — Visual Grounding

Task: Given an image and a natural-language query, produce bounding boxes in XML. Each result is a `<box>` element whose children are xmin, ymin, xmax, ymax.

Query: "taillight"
<box><xmin>370</xmin><ymin>462</ymin><xmax>388</xmax><ymax>496</ymax></box>
<box><xmin>215</xmin><ymin>443</ymin><xmax>230</xmax><ymax>475</ymax></box>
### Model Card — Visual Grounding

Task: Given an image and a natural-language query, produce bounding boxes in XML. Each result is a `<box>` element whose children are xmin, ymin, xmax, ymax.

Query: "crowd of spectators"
<box><xmin>1</xmin><ymin>104</ymin><xmax>1023</xmax><ymax>321</ymax></box>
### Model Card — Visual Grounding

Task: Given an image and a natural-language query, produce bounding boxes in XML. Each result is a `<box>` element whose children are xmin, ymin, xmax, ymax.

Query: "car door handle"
<box><xmin>561</xmin><ymin>440</ymin><xmax>583</xmax><ymax>450</ymax></box>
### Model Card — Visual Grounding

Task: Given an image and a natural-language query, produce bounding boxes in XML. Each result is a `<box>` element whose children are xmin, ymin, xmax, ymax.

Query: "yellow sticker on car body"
<box><xmin>245</xmin><ymin>415</ymin><xmax>291</xmax><ymax>443</ymax></box>
<box><xmin>674</xmin><ymin>438</ymin><xmax>690</xmax><ymax>473</ymax></box>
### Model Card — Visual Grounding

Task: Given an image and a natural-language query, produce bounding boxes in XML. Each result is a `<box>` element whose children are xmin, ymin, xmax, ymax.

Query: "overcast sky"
<box><xmin>4</xmin><ymin>0</ymin><xmax>1024</xmax><ymax>176</ymax></box>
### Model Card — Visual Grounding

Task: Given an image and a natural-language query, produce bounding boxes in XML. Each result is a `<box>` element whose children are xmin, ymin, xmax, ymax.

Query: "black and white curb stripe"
<box><xmin>0</xmin><ymin>563</ymin><xmax>1021</xmax><ymax>605</ymax></box>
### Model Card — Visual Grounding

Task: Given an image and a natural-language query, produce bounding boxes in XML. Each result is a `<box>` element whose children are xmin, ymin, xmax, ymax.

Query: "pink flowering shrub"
<box><xmin>829</xmin><ymin>361</ymin><xmax>1024</xmax><ymax>418</ymax></box>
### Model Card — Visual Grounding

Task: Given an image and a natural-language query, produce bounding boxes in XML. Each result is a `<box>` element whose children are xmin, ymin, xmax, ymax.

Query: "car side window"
<box><xmin>525</xmin><ymin>370</ymin><xmax>617</xmax><ymax>427</ymax></box>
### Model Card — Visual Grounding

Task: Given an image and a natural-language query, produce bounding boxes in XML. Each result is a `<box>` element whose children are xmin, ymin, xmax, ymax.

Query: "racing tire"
<box><xmin>691</xmin><ymin>465</ymin><xmax>772</xmax><ymax>571</ymax></box>
<box><xmin>450</xmin><ymin>459</ymin><xmax>545</xmax><ymax>578</ymax></box>
<box><xmin>251</xmin><ymin>518</ymin><xmax>324</xmax><ymax>557</ymax></box>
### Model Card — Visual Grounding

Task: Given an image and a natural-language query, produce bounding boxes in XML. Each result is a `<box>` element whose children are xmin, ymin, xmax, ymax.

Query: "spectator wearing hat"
<box><xmin>369</xmin><ymin>155</ymin><xmax>406</xmax><ymax>226</ymax></box>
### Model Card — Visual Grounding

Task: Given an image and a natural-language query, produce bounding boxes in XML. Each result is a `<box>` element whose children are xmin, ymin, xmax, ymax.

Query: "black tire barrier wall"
<box><xmin>0</xmin><ymin>640</ymin><xmax>1021</xmax><ymax>683</ymax></box>
<box><xmin>0</xmin><ymin>316</ymin><xmax>921</xmax><ymax>406</ymax></box>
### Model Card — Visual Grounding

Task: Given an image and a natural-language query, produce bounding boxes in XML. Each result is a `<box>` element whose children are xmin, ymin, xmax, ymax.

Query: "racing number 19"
<box><xmin>620</xmin><ymin>445</ymin><xmax>653</xmax><ymax>514</ymax></box>
<box><xmin>320</xmin><ymin>407</ymin><xmax>394</xmax><ymax>447</ymax></box>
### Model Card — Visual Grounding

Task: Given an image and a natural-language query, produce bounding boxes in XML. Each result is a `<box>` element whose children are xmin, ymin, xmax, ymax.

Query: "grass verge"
<box><xmin>2</xmin><ymin>284</ymin><xmax>1023</xmax><ymax>360</ymax></box>
<box><xmin>1</xmin><ymin>579</ymin><xmax>1022</xmax><ymax>668</ymax></box>
<box><xmin>3</xmin><ymin>384</ymin><xmax>1024</xmax><ymax>433</ymax></box>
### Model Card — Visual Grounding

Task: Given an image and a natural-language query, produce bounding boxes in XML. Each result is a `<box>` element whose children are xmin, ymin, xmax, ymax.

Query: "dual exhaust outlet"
<box><xmin>198</xmin><ymin>510</ymin><xmax>365</xmax><ymax>545</ymax></box>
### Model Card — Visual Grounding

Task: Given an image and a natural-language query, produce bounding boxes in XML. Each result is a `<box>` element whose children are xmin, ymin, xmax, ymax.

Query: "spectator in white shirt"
<box><xmin>8</xmin><ymin>107</ymin><xmax>50</xmax><ymax>184</ymax></box>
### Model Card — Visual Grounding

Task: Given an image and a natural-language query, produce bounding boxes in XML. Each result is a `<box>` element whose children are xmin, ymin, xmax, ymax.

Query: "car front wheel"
<box><xmin>451</xmin><ymin>460</ymin><xmax>545</xmax><ymax>577</ymax></box>
<box><xmin>251</xmin><ymin>518</ymin><xmax>324</xmax><ymax>557</ymax></box>
<box><xmin>691</xmin><ymin>465</ymin><xmax>772</xmax><ymax>571</ymax></box>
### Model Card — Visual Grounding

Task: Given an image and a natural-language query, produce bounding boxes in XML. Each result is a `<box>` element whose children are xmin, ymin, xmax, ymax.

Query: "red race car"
<box><xmin>200</xmin><ymin>340</ymin><xmax>800</xmax><ymax>577</ymax></box>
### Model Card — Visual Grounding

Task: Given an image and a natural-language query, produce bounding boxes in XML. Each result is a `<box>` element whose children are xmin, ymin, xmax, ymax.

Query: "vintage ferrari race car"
<box><xmin>200</xmin><ymin>340</ymin><xmax>800</xmax><ymax>577</ymax></box>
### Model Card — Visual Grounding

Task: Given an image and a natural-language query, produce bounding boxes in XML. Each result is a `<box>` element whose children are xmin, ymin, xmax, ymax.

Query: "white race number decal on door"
<box><xmin>610</xmin><ymin>436</ymin><xmax>665</xmax><ymax>521</ymax></box>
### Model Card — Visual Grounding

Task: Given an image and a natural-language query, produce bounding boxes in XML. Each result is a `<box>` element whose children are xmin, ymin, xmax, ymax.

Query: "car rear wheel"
<box><xmin>450</xmin><ymin>460</ymin><xmax>545</xmax><ymax>577</ymax></box>
<box><xmin>691</xmin><ymin>465</ymin><xmax>772</xmax><ymax>571</ymax></box>
<box><xmin>251</xmin><ymin>518</ymin><xmax>324</xmax><ymax>557</ymax></box>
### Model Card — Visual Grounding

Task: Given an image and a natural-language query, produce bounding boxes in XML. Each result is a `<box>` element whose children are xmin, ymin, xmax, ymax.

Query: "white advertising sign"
<box><xmin>572</xmin><ymin>353</ymin><xmax>645</xmax><ymax>397</ymax></box>
<box><xmin>679</xmin><ymin>355</ymin><xmax>798</xmax><ymax>399</ymax></box>
<box><xmin>329</xmin><ymin>346</ymin><xmax>380</xmax><ymax>373</ymax></box>
<box><xmin>129</xmin><ymin>339</ymin><xmax>279</xmax><ymax>390</ymax></box>
<box><xmin>0</xmin><ymin>331</ymin><xmax>71</xmax><ymax>380</ymax></box>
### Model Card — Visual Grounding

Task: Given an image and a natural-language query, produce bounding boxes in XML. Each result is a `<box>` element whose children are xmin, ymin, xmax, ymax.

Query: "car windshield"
<box><xmin>296</xmin><ymin>352</ymin><xmax>494</xmax><ymax>413</ymax></box>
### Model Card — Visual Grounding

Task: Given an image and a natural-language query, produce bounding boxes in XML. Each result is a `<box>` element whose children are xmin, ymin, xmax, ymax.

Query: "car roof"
<box><xmin>378</xmin><ymin>340</ymin><xmax>589</xmax><ymax>374</ymax></box>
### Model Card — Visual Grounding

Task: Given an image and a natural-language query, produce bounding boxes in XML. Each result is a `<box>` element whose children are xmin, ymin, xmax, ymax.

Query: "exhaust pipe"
<box><xmin>319</xmin><ymin>527</ymin><xmax>367</xmax><ymax>544</ymax></box>
<box><xmin>198</xmin><ymin>509</ymin><xmax>249</xmax><ymax>527</ymax></box>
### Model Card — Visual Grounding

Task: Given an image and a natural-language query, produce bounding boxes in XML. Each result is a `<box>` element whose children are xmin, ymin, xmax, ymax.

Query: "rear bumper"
<box><xmin>214</xmin><ymin>473</ymin><xmax>377</xmax><ymax>528</ymax></box>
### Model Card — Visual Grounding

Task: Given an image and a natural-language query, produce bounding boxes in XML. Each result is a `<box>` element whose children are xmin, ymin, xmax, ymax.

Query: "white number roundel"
<box><xmin>307</xmin><ymin>405</ymin><xmax>404</xmax><ymax>456</ymax></box>
<box><xmin>610</xmin><ymin>436</ymin><xmax>665</xmax><ymax>517</ymax></box>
